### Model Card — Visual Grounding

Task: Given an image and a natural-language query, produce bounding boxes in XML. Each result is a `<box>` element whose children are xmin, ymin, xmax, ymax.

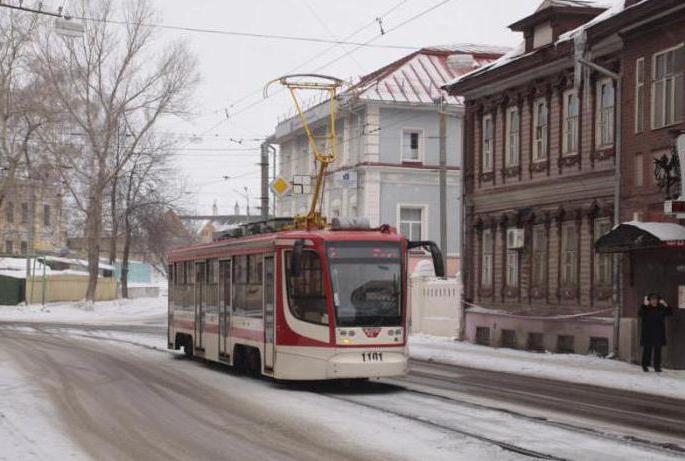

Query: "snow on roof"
<box><xmin>623</xmin><ymin>221</ymin><xmax>685</xmax><ymax>242</ymax></box>
<box><xmin>347</xmin><ymin>46</ymin><xmax>505</xmax><ymax>106</ymax></box>
<box><xmin>445</xmin><ymin>0</ymin><xmax>635</xmax><ymax>89</ymax></box>
<box><xmin>535</xmin><ymin>0</ymin><xmax>611</xmax><ymax>12</ymax></box>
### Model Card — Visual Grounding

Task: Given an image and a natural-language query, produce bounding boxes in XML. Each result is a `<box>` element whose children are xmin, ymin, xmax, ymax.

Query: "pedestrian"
<box><xmin>639</xmin><ymin>293</ymin><xmax>673</xmax><ymax>372</ymax></box>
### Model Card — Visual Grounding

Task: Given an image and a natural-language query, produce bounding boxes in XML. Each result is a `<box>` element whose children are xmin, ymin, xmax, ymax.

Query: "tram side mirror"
<box><xmin>408</xmin><ymin>240</ymin><xmax>445</xmax><ymax>278</ymax></box>
<box><xmin>290</xmin><ymin>239</ymin><xmax>305</xmax><ymax>278</ymax></box>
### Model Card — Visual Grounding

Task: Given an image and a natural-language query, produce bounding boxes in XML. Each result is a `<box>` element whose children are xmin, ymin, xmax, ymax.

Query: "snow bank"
<box><xmin>0</xmin><ymin>296</ymin><xmax>167</xmax><ymax>324</ymax></box>
<box><xmin>410</xmin><ymin>335</ymin><xmax>685</xmax><ymax>399</ymax></box>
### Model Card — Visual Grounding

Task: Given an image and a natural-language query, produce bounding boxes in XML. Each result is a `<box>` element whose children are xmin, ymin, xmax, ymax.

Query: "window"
<box><xmin>561</xmin><ymin>223</ymin><xmax>578</xmax><ymax>286</ymax></box>
<box><xmin>652</xmin><ymin>45</ymin><xmax>684</xmax><ymax>129</ymax></box>
<box><xmin>596</xmin><ymin>79</ymin><xmax>615</xmax><ymax>147</ymax></box>
<box><xmin>475</xmin><ymin>326</ymin><xmax>491</xmax><ymax>345</ymax></box>
<box><xmin>505</xmin><ymin>107</ymin><xmax>520</xmax><ymax>167</ymax></box>
<box><xmin>635</xmin><ymin>153</ymin><xmax>644</xmax><ymax>187</ymax></box>
<box><xmin>402</xmin><ymin>130</ymin><xmax>421</xmax><ymax>161</ymax></box>
<box><xmin>286</xmin><ymin>250</ymin><xmax>327</xmax><ymax>325</ymax></box>
<box><xmin>533</xmin><ymin>98</ymin><xmax>548</xmax><ymax>161</ymax></box>
<box><xmin>20</xmin><ymin>241</ymin><xmax>28</xmax><ymax>255</ymax></box>
<box><xmin>43</xmin><ymin>205</ymin><xmax>51</xmax><ymax>227</ymax></box>
<box><xmin>557</xmin><ymin>335</ymin><xmax>575</xmax><ymax>353</ymax></box>
<box><xmin>482</xmin><ymin>114</ymin><xmax>494</xmax><ymax>172</ymax></box>
<box><xmin>481</xmin><ymin>229</ymin><xmax>494</xmax><ymax>288</ymax></box>
<box><xmin>21</xmin><ymin>203</ymin><xmax>29</xmax><ymax>224</ymax></box>
<box><xmin>207</xmin><ymin>258</ymin><xmax>218</xmax><ymax>285</ymax></box>
<box><xmin>594</xmin><ymin>219</ymin><xmax>612</xmax><ymax>286</ymax></box>
<box><xmin>500</xmin><ymin>329</ymin><xmax>516</xmax><ymax>349</ymax></box>
<box><xmin>233</xmin><ymin>254</ymin><xmax>263</xmax><ymax>317</ymax></box>
<box><xmin>506</xmin><ymin>249</ymin><xmax>519</xmax><ymax>288</ymax></box>
<box><xmin>562</xmin><ymin>90</ymin><xmax>579</xmax><ymax>155</ymax></box>
<box><xmin>5</xmin><ymin>202</ymin><xmax>13</xmax><ymax>224</ymax></box>
<box><xmin>5</xmin><ymin>241</ymin><xmax>13</xmax><ymax>254</ymax></box>
<box><xmin>635</xmin><ymin>57</ymin><xmax>645</xmax><ymax>133</ymax></box>
<box><xmin>532</xmin><ymin>226</ymin><xmax>547</xmax><ymax>287</ymax></box>
<box><xmin>399</xmin><ymin>207</ymin><xmax>423</xmax><ymax>240</ymax></box>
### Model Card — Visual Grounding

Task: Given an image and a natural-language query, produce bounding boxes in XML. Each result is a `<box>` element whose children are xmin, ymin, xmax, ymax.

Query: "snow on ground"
<box><xmin>0</xmin><ymin>348</ymin><xmax>87</xmax><ymax>460</ymax></box>
<box><xmin>0</xmin><ymin>296</ymin><xmax>166</xmax><ymax>324</ymax></box>
<box><xmin>410</xmin><ymin>334</ymin><xmax>685</xmax><ymax>400</ymax></box>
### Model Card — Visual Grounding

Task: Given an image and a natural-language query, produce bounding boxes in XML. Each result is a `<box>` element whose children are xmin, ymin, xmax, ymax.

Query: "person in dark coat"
<box><xmin>639</xmin><ymin>293</ymin><xmax>673</xmax><ymax>372</ymax></box>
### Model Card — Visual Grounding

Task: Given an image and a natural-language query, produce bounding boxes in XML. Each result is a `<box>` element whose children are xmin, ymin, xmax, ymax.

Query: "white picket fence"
<box><xmin>410</xmin><ymin>276</ymin><xmax>462</xmax><ymax>337</ymax></box>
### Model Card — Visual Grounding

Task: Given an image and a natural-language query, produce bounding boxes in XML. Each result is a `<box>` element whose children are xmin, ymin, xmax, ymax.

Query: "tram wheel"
<box><xmin>183</xmin><ymin>337</ymin><xmax>194</xmax><ymax>359</ymax></box>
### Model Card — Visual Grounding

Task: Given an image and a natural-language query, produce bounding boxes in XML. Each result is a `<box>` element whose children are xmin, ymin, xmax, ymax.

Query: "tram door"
<box><xmin>194</xmin><ymin>261</ymin><xmax>206</xmax><ymax>351</ymax></box>
<box><xmin>218</xmin><ymin>259</ymin><xmax>232</xmax><ymax>360</ymax></box>
<box><xmin>263</xmin><ymin>255</ymin><xmax>275</xmax><ymax>371</ymax></box>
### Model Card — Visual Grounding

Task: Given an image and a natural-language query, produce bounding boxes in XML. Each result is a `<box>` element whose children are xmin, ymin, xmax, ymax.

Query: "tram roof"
<box><xmin>169</xmin><ymin>227</ymin><xmax>403</xmax><ymax>261</ymax></box>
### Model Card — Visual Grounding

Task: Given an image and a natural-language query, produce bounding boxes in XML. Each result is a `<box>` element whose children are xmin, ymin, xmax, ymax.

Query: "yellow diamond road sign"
<box><xmin>270</xmin><ymin>176</ymin><xmax>292</xmax><ymax>197</ymax></box>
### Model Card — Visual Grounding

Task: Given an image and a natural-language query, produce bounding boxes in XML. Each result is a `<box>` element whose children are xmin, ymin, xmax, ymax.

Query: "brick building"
<box><xmin>447</xmin><ymin>0</ymin><xmax>685</xmax><ymax>362</ymax></box>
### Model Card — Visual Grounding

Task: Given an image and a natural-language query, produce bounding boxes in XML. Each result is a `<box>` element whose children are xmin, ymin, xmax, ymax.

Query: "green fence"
<box><xmin>0</xmin><ymin>276</ymin><xmax>25</xmax><ymax>305</ymax></box>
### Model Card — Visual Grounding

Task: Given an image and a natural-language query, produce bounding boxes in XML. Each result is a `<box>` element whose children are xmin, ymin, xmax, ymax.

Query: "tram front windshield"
<box><xmin>328</xmin><ymin>243</ymin><xmax>402</xmax><ymax>327</ymax></box>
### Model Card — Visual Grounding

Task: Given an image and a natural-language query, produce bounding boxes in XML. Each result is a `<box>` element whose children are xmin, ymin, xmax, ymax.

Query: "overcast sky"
<box><xmin>131</xmin><ymin>0</ymin><xmax>541</xmax><ymax>215</ymax></box>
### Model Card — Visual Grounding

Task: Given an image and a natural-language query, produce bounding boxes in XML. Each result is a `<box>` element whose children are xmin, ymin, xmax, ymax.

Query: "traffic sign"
<box><xmin>270</xmin><ymin>176</ymin><xmax>292</xmax><ymax>197</ymax></box>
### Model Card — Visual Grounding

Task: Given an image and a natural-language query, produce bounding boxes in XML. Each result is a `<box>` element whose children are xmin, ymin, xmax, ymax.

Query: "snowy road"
<box><xmin>1</xmin><ymin>321</ymin><xmax>684</xmax><ymax>460</ymax></box>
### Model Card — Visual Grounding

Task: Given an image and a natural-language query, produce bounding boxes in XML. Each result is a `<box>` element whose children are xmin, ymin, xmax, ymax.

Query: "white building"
<box><xmin>269</xmin><ymin>45</ymin><xmax>507</xmax><ymax>275</ymax></box>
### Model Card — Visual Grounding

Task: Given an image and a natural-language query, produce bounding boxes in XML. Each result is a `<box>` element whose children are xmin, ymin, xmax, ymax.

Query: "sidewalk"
<box><xmin>409</xmin><ymin>334</ymin><xmax>685</xmax><ymax>400</ymax></box>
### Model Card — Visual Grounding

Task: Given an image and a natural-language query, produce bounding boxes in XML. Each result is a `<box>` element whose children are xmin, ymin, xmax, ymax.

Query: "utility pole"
<box><xmin>24</xmin><ymin>176</ymin><xmax>36</xmax><ymax>302</ymax></box>
<box><xmin>260</xmin><ymin>142</ymin><xmax>269</xmax><ymax>219</ymax></box>
<box><xmin>578</xmin><ymin>58</ymin><xmax>622</xmax><ymax>357</ymax></box>
<box><xmin>436</xmin><ymin>95</ymin><xmax>448</xmax><ymax>274</ymax></box>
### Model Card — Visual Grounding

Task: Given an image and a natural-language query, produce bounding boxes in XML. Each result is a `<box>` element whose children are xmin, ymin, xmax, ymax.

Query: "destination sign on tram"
<box><xmin>327</xmin><ymin>245</ymin><xmax>401</xmax><ymax>260</ymax></box>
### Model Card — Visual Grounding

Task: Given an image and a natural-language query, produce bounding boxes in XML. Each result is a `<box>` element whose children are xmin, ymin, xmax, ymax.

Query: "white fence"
<box><xmin>410</xmin><ymin>276</ymin><xmax>462</xmax><ymax>337</ymax></box>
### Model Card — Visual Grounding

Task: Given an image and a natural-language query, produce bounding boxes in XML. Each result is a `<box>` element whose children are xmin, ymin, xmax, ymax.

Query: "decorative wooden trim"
<box><xmin>558</xmin><ymin>154</ymin><xmax>580</xmax><ymax>168</ymax></box>
<box><xmin>502</xmin><ymin>165</ymin><xmax>522</xmax><ymax>178</ymax></box>
<box><xmin>592</xmin><ymin>147</ymin><xmax>615</xmax><ymax>162</ymax></box>
<box><xmin>530</xmin><ymin>160</ymin><xmax>548</xmax><ymax>173</ymax></box>
<box><xmin>479</xmin><ymin>171</ymin><xmax>495</xmax><ymax>183</ymax></box>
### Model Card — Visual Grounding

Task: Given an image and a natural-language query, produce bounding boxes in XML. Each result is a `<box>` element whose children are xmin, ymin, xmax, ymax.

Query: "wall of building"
<box><xmin>378</xmin><ymin>107</ymin><xmax>462</xmax><ymax>167</ymax></box>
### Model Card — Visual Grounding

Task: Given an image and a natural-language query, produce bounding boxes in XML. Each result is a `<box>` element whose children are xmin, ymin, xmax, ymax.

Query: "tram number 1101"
<box><xmin>361</xmin><ymin>352</ymin><xmax>383</xmax><ymax>362</ymax></box>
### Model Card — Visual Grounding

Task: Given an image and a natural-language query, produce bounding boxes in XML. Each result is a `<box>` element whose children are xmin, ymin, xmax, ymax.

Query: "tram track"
<box><xmin>3</xmin><ymin>321</ymin><xmax>684</xmax><ymax>459</ymax></box>
<box><xmin>320</xmin><ymin>391</ymin><xmax>566</xmax><ymax>460</ymax></box>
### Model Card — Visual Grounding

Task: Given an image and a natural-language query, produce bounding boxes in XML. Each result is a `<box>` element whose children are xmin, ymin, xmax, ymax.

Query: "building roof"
<box><xmin>444</xmin><ymin>0</ymin><xmax>628</xmax><ymax>91</ymax></box>
<box><xmin>346</xmin><ymin>44</ymin><xmax>506</xmax><ymax>106</ymax></box>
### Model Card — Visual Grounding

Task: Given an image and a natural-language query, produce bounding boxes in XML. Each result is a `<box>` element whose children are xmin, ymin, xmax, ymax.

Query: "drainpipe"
<box><xmin>578</xmin><ymin>58</ymin><xmax>622</xmax><ymax>357</ymax></box>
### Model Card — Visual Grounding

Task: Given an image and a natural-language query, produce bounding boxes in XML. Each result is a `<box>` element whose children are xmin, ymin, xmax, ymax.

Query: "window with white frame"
<box><xmin>533</xmin><ymin>98</ymin><xmax>548</xmax><ymax>161</ymax></box>
<box><xmin>481</xmin><ymin>229</ymin><xmax>493</xmax><ymax>288</ymax></box>
<box><xmin>562</xmin><ymin>90</ymin><xmax>579</xmax><ymax>155</ymax></box>
<box><xmin>505</xmin><ymin>107</ymin><xmax>520</xmax><ymax>167</ymax></box>
<box><xmin>635</xmin><ymin>57</ymin><xmax>645</xmax><ymax>133</ymax></box>
<box><xmin>506</xmin><ymin>231</ymin><xmax>519</xmax><ymax>288</ymax></box>
<box><xmin>398</xmin><ymin>206</ymin><xmax>423</xmax><ymax>240</ymax></box>
<box><xmin>596</xmin><ymin>79</ymin><xmax>615</xmax><ymax>147</ymax></box>
<box><xmin>594</xmin><ymin>219</ymin><xmax>612</xmax><ymax>286</ymax></box>
<box><xmin>652</xmin><ymin>45</ymin><xmax>684</xmax><ymax>129</ymax></box>
<box><xmin>402</xmin><ymin>130</ymin><xmax>421</xmax><ymax>161</ymax></box>
<box><xmin>532</xmin><ymin>226</ymin><xmax>547</xmax><ymax>287</ymax></box>
<box><xmin>482</xmin><ymin>114</ymin><xmax>494</xmax><ymax>172</ymax></box>
<box><xmin>561</xmin><ymin>223</ymin><xmax>578</xmax><ymax>286</ymax></box>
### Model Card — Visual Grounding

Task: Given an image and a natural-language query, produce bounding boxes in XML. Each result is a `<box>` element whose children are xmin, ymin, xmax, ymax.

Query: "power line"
<box><xmin>72</xmin><ymin>15</ymin><xmax>421</xmax><ymax>50</ymax></box>
<box><xmin>205</xmin><ymin>0</ymin><xmax>410</xmax><ymax>118</ymax></box>
<box><xmin>216</xmin><ymin>0</ymin><xmax>452</xmax><ymax>124</ymax></box>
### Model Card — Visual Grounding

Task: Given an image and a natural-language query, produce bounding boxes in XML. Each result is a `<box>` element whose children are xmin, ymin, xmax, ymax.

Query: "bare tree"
<box><xmin>0</xmin><ymin>11</ymin><xmax>46</xmax><ymax>208</ymax></box>
<box><xmin>36</xmin><ymin>0</ymin><xmax>198</xmax><ymax>302</ymax></box>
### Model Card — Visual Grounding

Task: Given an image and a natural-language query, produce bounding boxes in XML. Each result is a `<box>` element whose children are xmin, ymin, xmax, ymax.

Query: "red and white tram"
<box><xmin>168</xmin><ymin>219</ymin><xmax>443</xmax><ymax>380</ymax></box>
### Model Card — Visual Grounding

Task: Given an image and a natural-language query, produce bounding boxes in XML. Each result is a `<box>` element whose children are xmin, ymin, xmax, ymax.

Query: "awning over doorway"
<box><xmin>595</xmin><ymin>221</ymin><xmax>685</xmax><ymax>253</ymax></box>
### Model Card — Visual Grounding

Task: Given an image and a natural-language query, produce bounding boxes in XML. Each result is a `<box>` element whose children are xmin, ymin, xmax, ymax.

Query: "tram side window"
<box><xmin>286</xmin><ymin>251</ymin><xmax>328</xmax><ymax>325</ymax></box>
<box><xmin>233</xmin><ymin>254</ymin><xmax>264</xmax><ymax>318</ymax></box>
<box><xmin>186</xmin><ymin>261</ymin><xmax>194</xmax><ymax>286</ymax></box>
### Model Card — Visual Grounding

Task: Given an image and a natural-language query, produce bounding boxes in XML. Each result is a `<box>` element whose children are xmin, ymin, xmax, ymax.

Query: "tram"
<box><xmin>167</xmin><ymin>218</ymin><xmax>444</xmax><ymax>380</ymax></box>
